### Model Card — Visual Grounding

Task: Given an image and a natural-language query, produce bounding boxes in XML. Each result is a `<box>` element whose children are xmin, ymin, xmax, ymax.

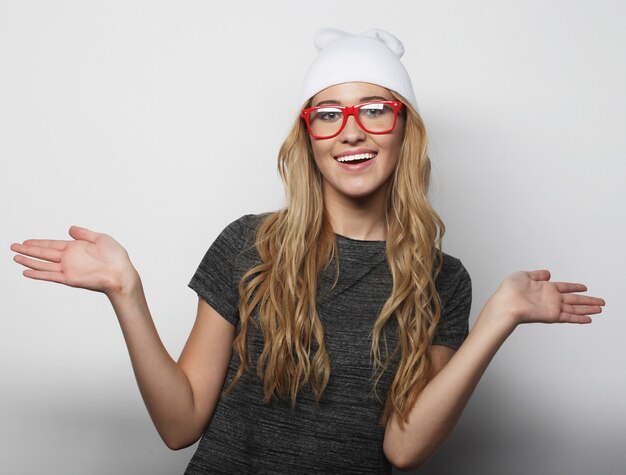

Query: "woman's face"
<box><xmin>308</xmin><ymin>82</ymin><xmax>405</xmax><ymax>207</ymax></box>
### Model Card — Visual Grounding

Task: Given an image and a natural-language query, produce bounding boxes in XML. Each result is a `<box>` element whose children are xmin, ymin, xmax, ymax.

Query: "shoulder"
<box><xmin>434</xmin><ymin>251</ymin><xmax>472</xmax><ymax>302</ymax></box>
<box><xmin>222</xmin><ymin>212</ymin><xmax>268</xmax><ymax>231</ymax></box>
<box><xmin>431</xmin><ymin>251</ymin><xmax>472</xmax><ymax>348</ymax></box>
<box><xmin>219</xmin><ymin>212</ymin><xmax>272</xmax><ymax>245</ymax></box>
<box><xmin>436</xmin><ymin>251</ymin><xmax>469</xmax><ymax>281</ymax></box>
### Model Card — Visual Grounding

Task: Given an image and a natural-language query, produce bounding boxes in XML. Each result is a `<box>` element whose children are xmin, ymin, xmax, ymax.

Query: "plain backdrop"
<box><xmin>1</xmin><ymin>1</ymin><xmax>624</xmax><ymax>474</ymax></box>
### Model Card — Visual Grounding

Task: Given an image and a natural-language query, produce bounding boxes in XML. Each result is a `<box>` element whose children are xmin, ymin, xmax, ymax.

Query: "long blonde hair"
<box><xmin>227</xmin><ymin>91</ymin><xmax>444</xmax><ymax>425</ymax></box>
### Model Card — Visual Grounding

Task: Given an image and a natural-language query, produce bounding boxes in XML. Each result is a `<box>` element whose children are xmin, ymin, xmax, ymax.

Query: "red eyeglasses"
<box><xmin>301</xmin><ymin>100</ymin><xmax>405</xmax><ymax>140</ymax></box>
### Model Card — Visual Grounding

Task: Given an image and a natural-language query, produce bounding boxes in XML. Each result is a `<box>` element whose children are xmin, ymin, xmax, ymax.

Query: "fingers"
<box><xmin>563</xmin><ymin>294</ymin><xmax>605</xmax><ymax>307</ymax></box>
<box><xmin>559</xmin><ymin>313</ymin><xmax>593</xmax><ymax>324</ymax></box>
<box><xmin>560</xmin><ymin>289</ymin><xmax>605</xmax><ymax>319</ymax></box>
<box><xmin>21</xmin><ymin>239</ymin><xmax>68</xmax><ymax>250</ymax></box>
<box><xmin>69</xmin><ymin>226</ymin><xmax>99</xmax><ymax>243</ymax></box>
<box><xmin>13</xmin><ymin>254</ymin><xmax>61</xmax><ymax>272</ymax></box>
<box><xmin>22</xmin><ymin>269</ymin><xmax>67</xmax><ymax>285</ymax></box>
<box><xmin>555</xmin><ymin>282</ymin><xmax>587</xmax><ymax>293</ymax></box>
<box><xmin>562</xmin><ymin>304</ymin><xmax>604</xmax><ymax>316</ymax></box>
<box><xmin>527</xmin><ymin>269</ymin><xmax>551</xmax><ymax>281</ymax></box>
<box><xmin>10</xmin><ymin>243</ymin><xmax>62</xmax><ymax>263</ymax></box>
<box><xmin>560</xmin><ymin>291</ymin><xmax>605</xmax><ymax>322</ymax></box>
<box><xmin>525</xmin><ymin>271</ymin><xmax>593</xmax><ymax>295</ymax></box>
<box><xmin>561</xmin><ymin>292</ymin><xmax>605</xmax><ymax>317</ymax></box>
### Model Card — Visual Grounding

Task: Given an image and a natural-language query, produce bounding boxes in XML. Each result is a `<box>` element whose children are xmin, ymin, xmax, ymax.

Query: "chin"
<box><xmin>336</xmin><ymin>186</ymin><xmax>388</xmax><ymax>203</ymax></box>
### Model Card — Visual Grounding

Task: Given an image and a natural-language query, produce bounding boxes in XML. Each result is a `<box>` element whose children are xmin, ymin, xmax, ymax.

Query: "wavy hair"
<box><xmin>227</xmin><ymin>91</ymin><xmax>445</xmax><ymax>426</ymax></box>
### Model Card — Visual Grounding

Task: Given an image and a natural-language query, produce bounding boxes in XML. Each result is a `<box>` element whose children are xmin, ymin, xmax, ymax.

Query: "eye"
<box><xmin>315</xmin><ymin>107</ymin><xmax>343</xmax><ymax>122</ymax></box>
<box><xmin>360</xmin><ymin>103</ymin><xmax>386</xmax><ymax>117</ymax></box>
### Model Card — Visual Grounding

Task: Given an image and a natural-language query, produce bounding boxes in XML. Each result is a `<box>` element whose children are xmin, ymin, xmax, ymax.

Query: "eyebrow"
<box><xmin>313</xmin><ymin>95</ymin><xmax>391</xmax><ymax>107</ymax></box>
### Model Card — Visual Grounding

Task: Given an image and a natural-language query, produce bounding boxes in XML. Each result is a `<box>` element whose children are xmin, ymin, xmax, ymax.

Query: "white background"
<box><xmin>1</xmin><ymin>1</ymin><xmax>624</xmax><ymax>474</ymax></box>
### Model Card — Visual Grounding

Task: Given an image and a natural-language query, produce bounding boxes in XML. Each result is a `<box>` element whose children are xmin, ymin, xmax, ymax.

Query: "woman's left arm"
<box><xmin>383</xmin><ymin>269</ymin><xmax>605</xmax><ymax>470</ymax></box>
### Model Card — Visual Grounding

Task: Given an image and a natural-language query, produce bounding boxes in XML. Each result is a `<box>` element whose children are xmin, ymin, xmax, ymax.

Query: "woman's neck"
<box><xmin>323</xmin><ymin>192</ymin><xmax>388</xmax><ymax>241</ymax></box>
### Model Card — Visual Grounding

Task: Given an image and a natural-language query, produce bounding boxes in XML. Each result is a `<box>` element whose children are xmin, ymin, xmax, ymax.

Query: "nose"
<box><xmin>338</xmin><ymin>114</ymin><xmax>366</xmax><ymax>144</ymax></box>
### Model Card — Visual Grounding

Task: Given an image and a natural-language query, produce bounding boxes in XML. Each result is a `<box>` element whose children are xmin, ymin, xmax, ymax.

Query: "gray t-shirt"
<box><xmin>186</xmin><ymin>214</ymin><xmax>472</xmax><ymax>474</ymax></box>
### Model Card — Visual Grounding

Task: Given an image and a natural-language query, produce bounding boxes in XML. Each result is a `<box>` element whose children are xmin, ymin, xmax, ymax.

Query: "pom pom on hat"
<box><xmin>300</xmin><ymin>28</ymin><xmax>418</xmax><ymax>110</ymax></box>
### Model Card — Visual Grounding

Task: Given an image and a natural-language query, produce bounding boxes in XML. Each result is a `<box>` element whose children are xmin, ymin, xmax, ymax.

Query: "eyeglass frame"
<box><xmin>300</xmin><ymin>100</ymin><xmax>405</xmax><ymax>140</ymax></box>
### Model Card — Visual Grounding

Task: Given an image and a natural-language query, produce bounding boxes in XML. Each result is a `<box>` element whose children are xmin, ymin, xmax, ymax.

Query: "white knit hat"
<box><xmin>299</xmin><ymin>28</ymin><xmax>418</xmax><ymax>110</ymax></box>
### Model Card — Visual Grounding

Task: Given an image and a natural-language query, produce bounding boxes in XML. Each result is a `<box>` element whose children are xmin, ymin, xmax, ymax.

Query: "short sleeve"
<box><xmin>188</xmin><ymin>217</ymin><xmax>247</xmax><ymax>327</ymax></box>
<box><xmin>432</xmin><ymin>261</ymin><xmax>472</xmax><ymax>350</ymax></box>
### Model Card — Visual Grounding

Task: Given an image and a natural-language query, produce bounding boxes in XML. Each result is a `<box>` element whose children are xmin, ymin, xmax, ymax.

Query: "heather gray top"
<box><xmin>186</xmin><ymin>214</ymin><xmax>472</xmax><ymax>474</ymax></box>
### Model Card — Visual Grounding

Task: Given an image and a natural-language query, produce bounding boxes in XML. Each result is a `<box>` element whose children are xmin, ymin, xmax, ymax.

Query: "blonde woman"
<box><xmin>10</xmin><ymin>28</ymin><xmax>604</xmax><ymax>473</ymax></box>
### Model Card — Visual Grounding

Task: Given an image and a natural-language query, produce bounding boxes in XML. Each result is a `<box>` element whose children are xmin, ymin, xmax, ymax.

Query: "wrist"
<box><xmin>106</xmin><ymin>270</ymin><xmax>149</xmax><ymax>325</ymax></box>
<box><xmin>476</xmin><ymin>296</ymin><xmax>519</xmax><ymax>336</ymax></box>
<box><xmin>107</xmin><ymin>268</ymin><xmax>142</xmax><ymax>302</ymax></box>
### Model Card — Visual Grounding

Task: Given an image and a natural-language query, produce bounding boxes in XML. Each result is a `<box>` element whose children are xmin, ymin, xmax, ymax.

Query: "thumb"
<box><xmin>68</xmin><ymin>225</ymin><xmax>100</xmax><ymax>243</ymax></box>
<box><xmin>527</xmin><ymin>269</ymin><xmax>551</xmax><ymax>281</ymax></box>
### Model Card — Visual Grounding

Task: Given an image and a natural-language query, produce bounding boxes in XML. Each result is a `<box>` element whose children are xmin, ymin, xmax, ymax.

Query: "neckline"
<box><xmin>334</xmin><ymin>233</ymin><xmax>386</xmax><ymax>245</ymax></box>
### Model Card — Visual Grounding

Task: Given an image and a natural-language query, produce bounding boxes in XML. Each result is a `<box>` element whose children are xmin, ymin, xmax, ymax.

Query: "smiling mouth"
<box><xmin>334</xmin><ymin>152</ymin><xmax>378</xmax><ymax>164</ymax></box>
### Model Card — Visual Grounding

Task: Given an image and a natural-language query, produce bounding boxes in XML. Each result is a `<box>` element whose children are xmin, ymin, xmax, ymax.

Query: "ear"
<box><xmin>314</xmin><ymin>27</ymin><xmax>351</xmax><ymax>52</ymax></box>
<box><xmin>360</xmin><ymin>29</ymin><xmax>405</xmax><ymax>58</ymax></box>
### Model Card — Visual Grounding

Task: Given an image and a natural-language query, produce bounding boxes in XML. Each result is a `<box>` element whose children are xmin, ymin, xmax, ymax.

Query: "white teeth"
<box><xmin>336</xmin><ymin>153</ymin><xmax>376</xmax><ymax>163</ymax></box>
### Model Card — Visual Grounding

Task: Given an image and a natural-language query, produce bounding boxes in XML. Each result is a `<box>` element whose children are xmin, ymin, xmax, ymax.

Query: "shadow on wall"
<box><xmin>395</xmin><ymin>380</ymin><xmax>561</xmax><ymax>475</ymax></box>
<box><xmin>394</xmin><ymin>377</ymin><xmax>624</xmax><ymax>475</ymax></box>
<box><xmin>7</xmin><ymin>378</ymin><xmax>622</xmax><ymax>474</ymax></box>
<box><xmin>6</xmin><ymin>397</ymin><xmax>195</xmax><ymax>475</ymax></box>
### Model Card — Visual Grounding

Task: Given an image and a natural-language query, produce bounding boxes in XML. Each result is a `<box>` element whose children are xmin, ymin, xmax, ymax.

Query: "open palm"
<box><xmin>493</xmin><ymin>270</ymin><xmax>604</xmax><ymax>325</ymax></box>
<box><xmin>11</xmin><ymin>226</ymin><xmax>136</xmax><ymax>296</ymax></box>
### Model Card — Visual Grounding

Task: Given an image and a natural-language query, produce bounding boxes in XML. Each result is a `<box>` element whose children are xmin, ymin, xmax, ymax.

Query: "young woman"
<box><xmin>10</xmin><ymin>28</ymin><xmax>604</xmax><ymax>473</ymax></box>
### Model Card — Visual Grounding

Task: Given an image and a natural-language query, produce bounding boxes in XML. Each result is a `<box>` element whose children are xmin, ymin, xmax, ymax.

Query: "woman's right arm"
<box><xmin>11</xmin><ymin>225</ymin><xmax>234</xmax><ymax>450</ymax></box>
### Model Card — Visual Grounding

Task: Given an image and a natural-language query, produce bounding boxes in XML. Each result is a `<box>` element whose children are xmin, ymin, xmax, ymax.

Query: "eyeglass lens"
<box><xmin>308</xmin><ymin>103</ymin><xmax>396</xmax><ymax>138</ymax></box>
